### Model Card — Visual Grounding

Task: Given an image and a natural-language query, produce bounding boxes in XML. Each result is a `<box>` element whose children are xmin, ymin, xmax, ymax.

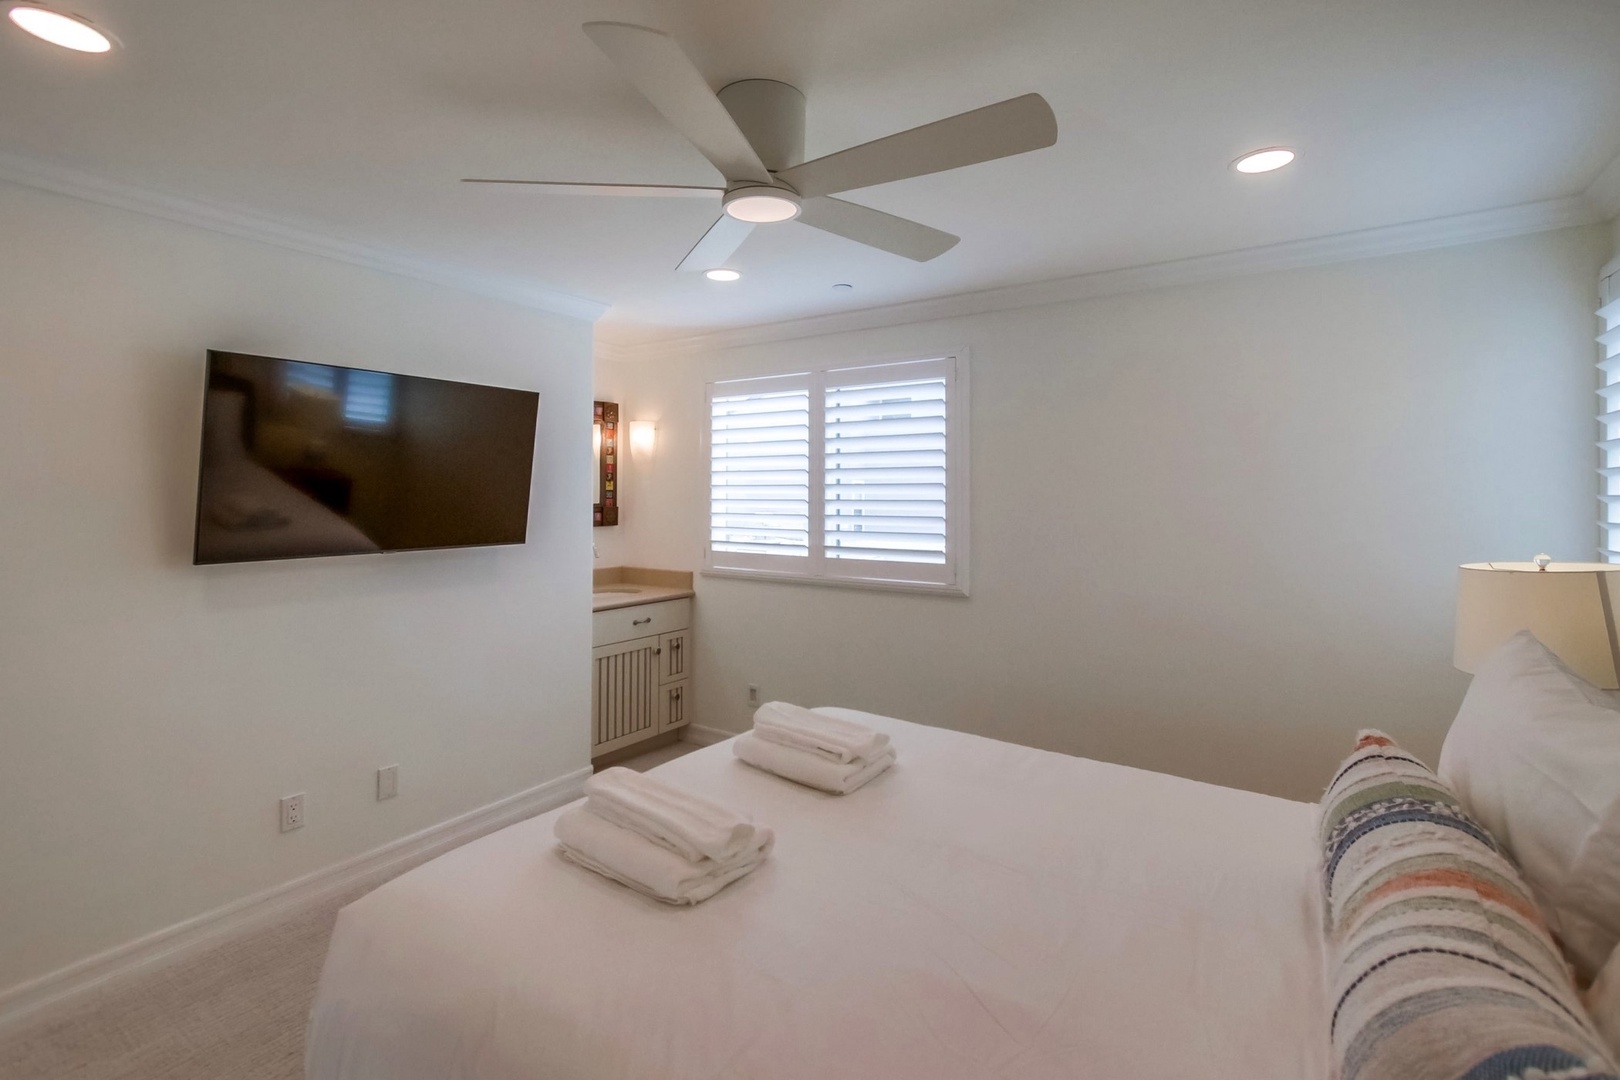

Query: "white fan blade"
<box><xmin>583</xmin><ymin>22</ymin><xmax>772</xmax><ymax>185</ymax></box>
<box><xmin>796</xmin><ymin>197</ymin><xmax>959</xmax><ymax>262</ymax></box>
<box><xmin>676</xmin><ymin>214</ymin><xmax>756</xmax><ymax>272</ymax></box>
<box><xmin>461</xmin><ymin>179</ymin><xmax>723</xmax><ymax>198</ymax></box>
<box><xmin>777</xmin><ymin>93</ymin><xmax>1057</xmax><ymax>198</ymax></box>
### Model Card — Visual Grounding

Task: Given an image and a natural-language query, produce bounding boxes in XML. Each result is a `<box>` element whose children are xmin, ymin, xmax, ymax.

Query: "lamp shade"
<box><xmin>1454</xmin><ymin>562</ymin><xmax>1620</xmax><ymax>688</ymax></box>
<box><xmin>627</xmin><ymin>420</ymin><xmax>656</xmax><ymax>460</ymax></box>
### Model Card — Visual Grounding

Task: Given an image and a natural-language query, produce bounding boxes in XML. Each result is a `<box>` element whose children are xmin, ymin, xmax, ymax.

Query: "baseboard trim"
<box><xmin>0</xmin><ymin>765</ymin><xmax>591</xmax><ymax>1034</ymax></box>
<box><xmin>680</xmin><ymin>724</ymin><xmax>738</xmax><ymax>747</ymax></box>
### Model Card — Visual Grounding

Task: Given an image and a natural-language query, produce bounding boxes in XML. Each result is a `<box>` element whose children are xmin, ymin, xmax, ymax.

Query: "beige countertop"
<box><xmin>591</xmin><ymin>567</ymin><xmax>695</xmax><ymax>612</ymax></box>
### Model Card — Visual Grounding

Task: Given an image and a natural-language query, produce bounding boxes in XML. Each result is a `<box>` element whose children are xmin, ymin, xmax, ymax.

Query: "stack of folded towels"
<box><xmin>733</xmin><ymin>702</ymin><xmax>896</xmax><ymax>794</ymax></box>
<box><xmin>554</xmin><ymin>767</ymin><xmax>772</xmax><ymax>905</ymax></box>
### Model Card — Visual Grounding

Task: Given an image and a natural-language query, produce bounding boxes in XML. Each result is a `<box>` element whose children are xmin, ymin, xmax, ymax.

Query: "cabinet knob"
<box><xmin>632</xmin><ymin>617</ymin><xmax>651</xmax><ymax>626</ymax></box>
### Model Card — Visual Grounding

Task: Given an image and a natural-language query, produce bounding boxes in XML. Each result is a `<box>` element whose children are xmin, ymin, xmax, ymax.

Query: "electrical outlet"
<box><xmin>280</xmin><ymin>793</ymin><xmax>304</xmax><ymax>833</ymax></box>
<box><xmin>747</xmin><ymin>684</ymin><xmax>760</xmax><ymax>707</ymax></box>
<box><xmin>377</xmin><ymin>764</ymin><xmax>399</xmax><ymax>801</ymax></box>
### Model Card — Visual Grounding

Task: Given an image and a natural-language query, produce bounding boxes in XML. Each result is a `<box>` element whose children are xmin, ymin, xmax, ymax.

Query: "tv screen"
<box><xmin>193</xmin><ymin>351</ymin><xmax>539</xmax><ymax>565</ymax></box>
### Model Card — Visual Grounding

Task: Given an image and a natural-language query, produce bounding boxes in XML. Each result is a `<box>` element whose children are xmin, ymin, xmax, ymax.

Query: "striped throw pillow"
<box><xmin>1320</xmin><ymin>730</ymin><xmax>1619</xmax><ymax>1080</ymax></box>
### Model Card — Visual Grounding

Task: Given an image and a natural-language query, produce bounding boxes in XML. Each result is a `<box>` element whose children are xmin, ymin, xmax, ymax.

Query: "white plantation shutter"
<box><xmin>709</xmin><ymin>373</ymin><xmax>811</xmax><ymax>566</ymax></box>
<box><xmin>1600</xmin><ymin>263</ymin><xmax>1620</xmax><ymax>560</ymax></box>
<box><xmin>706</xmin><ymin>355</ymin><xmax>967</xmax><ymax>593</ymax></box>
<box><xmin>825</xmin><ymin>359</ymin><xmax>951</xmax><ymax>574</ymax></box>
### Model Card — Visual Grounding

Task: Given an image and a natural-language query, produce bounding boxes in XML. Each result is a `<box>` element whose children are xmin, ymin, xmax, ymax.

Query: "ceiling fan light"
<box><xmin>722</xmin><ymin>186</ymin><xmax>801</xmax><ymax>223</ymax></box>
<box><xmin>1233</xmin><ymin>147</ymin><xmax>1295</xmax><ymax>174</ymax></box>
<box><xmin>7</xmin><ymin>4</ymin><xmax>114</xmax><ymax>52</ymax></box>
<box><xmin>704</xmin><ymin>268</ymin><xmax>741</xmax><ymax>282</ymax></box>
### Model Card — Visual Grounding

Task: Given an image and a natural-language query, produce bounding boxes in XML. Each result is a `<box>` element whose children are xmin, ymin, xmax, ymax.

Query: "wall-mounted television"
<box><xmin>193</xmin><ymin>351</ymin><xmax>539</xmax><ymax>565</ymax></box>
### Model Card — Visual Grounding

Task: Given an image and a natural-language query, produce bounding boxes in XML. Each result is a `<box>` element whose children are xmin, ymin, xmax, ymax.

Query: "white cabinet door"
<box><xmin>658</xmin><ymin>630</ymin><xmax>690</xmax><ymax>684</ymax></box>
<box><xmin>591</xmin><ymin>635</ymin><xmax>659</xmax><ymax>755</ymax></box>
<box><xmin>657</xmin><ymin>680</ymin><xmax>691</xmax><ymax>734</ymax></box>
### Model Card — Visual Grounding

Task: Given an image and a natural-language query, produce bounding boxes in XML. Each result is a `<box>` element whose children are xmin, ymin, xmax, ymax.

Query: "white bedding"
<box><xmin>307</xmin><ymin>712</ymin><xmax>1331</xmax><ymax>1079</ymax></box>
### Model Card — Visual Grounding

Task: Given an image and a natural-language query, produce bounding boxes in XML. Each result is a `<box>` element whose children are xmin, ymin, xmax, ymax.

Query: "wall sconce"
<box><xmin>628</xmin><ymin>420</ymin><xmax>657</xmax><ymax>461</ymax></box>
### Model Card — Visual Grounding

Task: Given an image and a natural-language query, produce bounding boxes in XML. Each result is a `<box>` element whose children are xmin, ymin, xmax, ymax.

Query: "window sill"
<box><xmin>701</xmin><ymin>565</ymin><xmax>968</xmax><ymax>597</ymax></box>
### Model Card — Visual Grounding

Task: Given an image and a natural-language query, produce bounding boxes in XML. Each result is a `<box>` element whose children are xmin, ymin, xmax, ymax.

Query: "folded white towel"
<box><xmin>733</xmin><ymin>732</ymin><xmax>896</xmax><ymax>795</ymax></box>
<box><xmin>554</xmin><ymin>806</ymin><xmax>772</xmax><ymax>905</ymax></box>
<box><xmin>583</xmin><ymin>766</ymin><xmax>759</xmax><ymax>863</ymax></box>
<box><xmin>752</xmin><ymin>702</ymin><xmax>891</xmax><ymax>764</ymax></box>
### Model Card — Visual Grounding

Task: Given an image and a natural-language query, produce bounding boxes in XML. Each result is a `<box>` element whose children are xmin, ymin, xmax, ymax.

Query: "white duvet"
<box><xmin>307</xmin><ymin>711</ymin><xmax>1331</xmax><ymax>1079</ymax></box>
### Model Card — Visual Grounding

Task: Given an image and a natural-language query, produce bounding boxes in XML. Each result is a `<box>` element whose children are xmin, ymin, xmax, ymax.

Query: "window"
<box><xmin>706</xmin><ymin>355</ymin><xmax>967</xmax><ymax>593</ymax></box>
<box><xmin>1600</xmin><ymin>261</ymin><xmax>1620</xmax><ymax>560</ymax></box>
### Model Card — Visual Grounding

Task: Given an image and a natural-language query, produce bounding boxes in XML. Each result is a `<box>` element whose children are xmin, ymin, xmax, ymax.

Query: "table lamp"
<box><xmin>1454</xmin><ymin>556</ymin><xmax>1620</xmax><ymax>688</ymax></box>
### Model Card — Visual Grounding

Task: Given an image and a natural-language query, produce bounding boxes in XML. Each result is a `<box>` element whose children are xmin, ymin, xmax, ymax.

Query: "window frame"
<box><xmin>703</xmin><ymin>351</ymin><xmax>970</xmax><ymax>596</ymax></box>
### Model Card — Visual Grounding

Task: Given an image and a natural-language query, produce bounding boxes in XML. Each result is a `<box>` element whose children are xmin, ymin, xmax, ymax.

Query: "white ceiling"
<box><xmin>2</xmin><ymin>0</ymin><xmax>1619</xmax><ymax>346</ymax></box>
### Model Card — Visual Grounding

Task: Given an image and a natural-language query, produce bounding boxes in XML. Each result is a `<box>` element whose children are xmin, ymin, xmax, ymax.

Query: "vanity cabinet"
<box><xmin>591</xmin><ymin>598</ymin><xmax>692</xmax><ymax>757</ymax></box>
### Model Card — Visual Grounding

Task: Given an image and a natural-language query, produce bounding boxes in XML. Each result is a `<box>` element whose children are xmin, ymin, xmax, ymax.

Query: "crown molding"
<box><xmin>0</xmin><ymin>149</ymin><xmax>609</xmax><ymax>323</ymax></box>
<box><xmin>3</xmin><ymin>144</ymin><xmax>1597</xmax><ymax>352</ymax></box>
<box><xmin>1587</xmin><ymin>148</ymin><xmax>1620</xmax><ymax>222</ymax></box>
<box><xmin>593</xmin><ymin>338</ymin><xmax>638</xmax><ymax>364</ymax></box>
<box><xmin>595</xmin><ymin>194</ymin><xmax>1603</xmax><ymax>363</ymax></box>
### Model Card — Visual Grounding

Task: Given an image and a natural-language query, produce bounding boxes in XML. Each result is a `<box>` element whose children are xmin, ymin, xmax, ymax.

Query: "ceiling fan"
<box><xmin>463</xmin><ymin>22</ymin><xmax>1059</xmax><ymax>272</ymax></box>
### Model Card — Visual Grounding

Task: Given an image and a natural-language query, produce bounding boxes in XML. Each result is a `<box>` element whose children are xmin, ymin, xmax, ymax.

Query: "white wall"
<box><xmin>597</xmin><ymin>225</ymin><xmax>1608</xmax><ymax>801</ymax></box>
<box><xmin>0</xmin><ymin>182</ymin><xmax>593</xmax><ymax>993</ymax></box>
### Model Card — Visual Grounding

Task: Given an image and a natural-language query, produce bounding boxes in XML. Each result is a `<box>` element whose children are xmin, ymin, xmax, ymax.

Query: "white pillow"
<box><xmin>1438</xmin><ymin>630</ymin><xmax>1620</xmax><ymax>980</ymax></box>
<box><xmin>1589</xmin><ymin>945</ymin><xmax>1620</xmax><ymax>1057</ymax></box>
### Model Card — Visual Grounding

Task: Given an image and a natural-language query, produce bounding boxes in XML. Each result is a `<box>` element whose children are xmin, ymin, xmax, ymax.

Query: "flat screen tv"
<box><xmin>194</xmin><ymin>351</ymin><xmax>539</xmax><ymax>565</ymax></box>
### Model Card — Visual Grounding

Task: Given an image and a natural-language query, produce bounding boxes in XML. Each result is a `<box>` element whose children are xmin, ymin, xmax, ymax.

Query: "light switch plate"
<box><xmin>377</xmin><ymin>765</ymin><xmax>399</xmax><ymax>801</ymax></box>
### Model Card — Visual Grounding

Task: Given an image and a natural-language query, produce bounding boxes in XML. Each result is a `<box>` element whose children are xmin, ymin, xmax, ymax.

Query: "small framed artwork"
<box><xmin>594</xmin><ymin>400</ymin><xmax>619</xmax><ymax>526</ymax></box>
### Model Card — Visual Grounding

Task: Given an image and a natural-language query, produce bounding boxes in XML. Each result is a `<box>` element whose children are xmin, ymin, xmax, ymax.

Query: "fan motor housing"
<box><xmin>717</xmin><ymin>79</ymin><xmax>806</xmax><ymax>174</ymax></box>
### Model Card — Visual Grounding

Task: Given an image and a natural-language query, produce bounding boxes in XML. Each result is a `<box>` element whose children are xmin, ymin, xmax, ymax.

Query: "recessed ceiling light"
<box><xmin>722</xmin><ymin>185</ymin><xmax>801</xmax><ymax>223</ymax></box>
<box><xmin>7</xmin><ymin>4</ymin><xmax>115</xmax><ymax>52</ymax></box>
<box><xmin>705</xmin><ymin>268</ymin><xmax>741</xmax><ymax>282</ymax></box>
<box><xmin>1233</xmin><ymin>147</ymin><xmax>1295</xmax><ymax>174</ymax></box>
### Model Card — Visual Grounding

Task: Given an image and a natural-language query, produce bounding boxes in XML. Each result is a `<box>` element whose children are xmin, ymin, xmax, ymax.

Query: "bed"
<box><xmin>306</xmin><ymin>711</ymin><xmax>1332</xmax><ymax>1079</ymax></box>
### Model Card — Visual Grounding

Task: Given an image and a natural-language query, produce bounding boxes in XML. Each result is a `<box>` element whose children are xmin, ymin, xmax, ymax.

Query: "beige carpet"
<box><xmin>0</xmin><ymin>740</ymin><xmax>698</xmax><ymax>1079</ymax></box>
<box><xmin>0</xmin><ymin>880</ymin><xmax>368</xmax><ymax>1080</ymax></box>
